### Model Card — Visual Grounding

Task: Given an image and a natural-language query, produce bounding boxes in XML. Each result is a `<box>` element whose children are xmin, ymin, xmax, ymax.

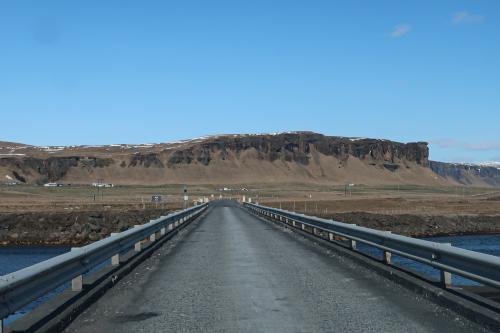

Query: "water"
<box><xmin>0</xmin><ymin>245</ymin><xmax>115</xmax><ymax>325</ymax></box>
<box><xmin>0</xmin><ymin>246</ymin><xmax>70</xmax><ymax>324</ymax></box>
<box><xmin>0</xmin><ymin>246</ymin><xmax>70</xmax><ymax>276</ymax></box>
<box><xmin>357</xmin><ymin>234</ymin><xmax>500</xmax><ymax>286</ymax></box>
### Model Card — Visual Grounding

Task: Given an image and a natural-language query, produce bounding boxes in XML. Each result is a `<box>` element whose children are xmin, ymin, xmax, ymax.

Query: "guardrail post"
<box><xmin>301</xmin><ymin>223</ymin><xmax>305</xmax><ymax>230</ymax></box>
<box><xmin>161</xmin><ymin>227</ymin><xmax>166</xmax><ymax>236</ymax></box>
<box><xmin>111</xmin><ymin>233</ymin><xmax>120</xmax><ymax>266</ymax></box>
<box><xmin>313</xmin><ymin>227</ymin><xmax>318</xmax><ymax>235</ymax></box>
<box><xmin>168</xmin><ymin>223</ymin><xmax>173</xmax><ymax>231</ymax></box>
<box><xmin>383</xmin><ymin>231</ymin><xmax>392</xmax><ymax>264</ymax></box>
<box><xmin>441</xmin><ymin>270</ymin><xmax>452</xmax><ymax>288</ymax></box>
<box><xmin>440</xmin><ymin>243</ymin><xmax>452</xmax><ymax>288</ymax></box>
<box><xmin>349</xmin><ymin>239</ymin><xmax>357</xmax><ymax>250</ymax></box>
<box><xmin>329</xmin><ymin>233</ymin><xmax>334</xmax><ymax>241</ymax></box>
<box><xmin>150</xmin><ymin>232</ymin><xmax>156</xmax><ymax>242</ymax></box>
<box><xmin>134</xmin><ymin>225</ymin><xmax>142</xmax><ymax>252</ymax></box>
<box><xmin>71</xmin><ymin>248</ymin><xmax>83</xmax><ymax>291</ymax></box>
<box><xmin>292</xmin><ymin>221</ymin><xmax>296</xmax><ymax>227</ymax></box>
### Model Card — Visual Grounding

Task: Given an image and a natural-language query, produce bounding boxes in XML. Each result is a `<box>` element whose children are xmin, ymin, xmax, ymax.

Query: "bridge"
<box><xmin>2</xmin><ymin>200</ymin><xmax>500</xmax><ymax>332</ymax></box>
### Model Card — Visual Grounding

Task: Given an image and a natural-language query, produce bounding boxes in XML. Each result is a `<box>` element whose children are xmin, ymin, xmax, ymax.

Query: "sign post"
<box><xmin>183</xmin><ymin>186</ymin><xmax>188</xmax><ymax>209</ymax></box>
<box><xmin>152</xmin><ymin>195</ymin><xmax>162</xmax><ymax>208</ymax></box>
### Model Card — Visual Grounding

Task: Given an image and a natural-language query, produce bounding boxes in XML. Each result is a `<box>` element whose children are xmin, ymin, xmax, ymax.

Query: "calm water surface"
<box><xmin>358</xmin><ymin>234</ymin><xmax>500</xmax><ymax>285</ymax></box>
<box><xmin>0</xmin><ymin>246</ymin><xmax>70</xmax><ymax>324</ymax></box>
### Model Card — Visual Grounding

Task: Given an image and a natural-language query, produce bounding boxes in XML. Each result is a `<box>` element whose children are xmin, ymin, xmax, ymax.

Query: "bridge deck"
<box><xmin>64</xmin><ymin>202</ymin><xmax>489</xmax><ymax>332</ymax></box>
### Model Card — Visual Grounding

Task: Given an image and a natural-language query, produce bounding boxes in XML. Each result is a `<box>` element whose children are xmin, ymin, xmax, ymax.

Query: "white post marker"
<box><xmin>111</xmin><ymin>233</ymin><xmax>120</xmax><ymax>266</ymax></box>
<box><xmin>134</xmin><ymin>225</ymin><xmax>142</xmax><ymax>252</ymax></box>
<box><xmin>71</xmin><ymin>247</ymin><xmax>83</xmax><ymax>291</ymax></box>
<box><xmin>441</xmin><ymin>243</ymin><xmax>453</xmax><ymax>287</ymax></box>
<box><xmin>383</xmin><ymin>231</ymin><xmax>392</xmax><ymax>264</ymax></box>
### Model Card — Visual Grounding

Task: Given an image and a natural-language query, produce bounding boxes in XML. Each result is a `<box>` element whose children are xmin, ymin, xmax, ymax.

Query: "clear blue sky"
<box><xmin>1</xmin><ymin>1</ymin><xmax>499</xmax><ymax>163</ymax></box>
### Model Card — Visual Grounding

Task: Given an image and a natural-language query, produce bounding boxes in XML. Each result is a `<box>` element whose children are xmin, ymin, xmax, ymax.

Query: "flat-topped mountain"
<box><xmin>0</xmin><ymin>132</ymin><xmax>498</xmax><ymax>186</ymax></box>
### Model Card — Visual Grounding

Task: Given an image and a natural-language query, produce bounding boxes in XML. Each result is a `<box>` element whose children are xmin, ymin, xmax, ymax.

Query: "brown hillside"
<box><xmin>0</xmin><ymin>132</ymin><xmax>477</xmax><ymax>186</ymax></box>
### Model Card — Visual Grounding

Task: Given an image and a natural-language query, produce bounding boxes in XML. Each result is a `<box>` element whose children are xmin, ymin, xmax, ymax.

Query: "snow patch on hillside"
<box><xmin>452</xmin><ymin>162</ymin><xmax>500</xmax><ymax>170</ymax></box>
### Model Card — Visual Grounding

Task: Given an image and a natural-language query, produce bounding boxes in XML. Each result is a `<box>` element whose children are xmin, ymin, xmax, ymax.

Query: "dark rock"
<box><xmin>0</xmin><ymin>156</ymin><xmax>113</xmax><ymax>182</ymax></box>
<box><xmin>166</xmin><ymin>132</ymin><xmax>429</xmax><ymax>167</ymax></box>
<box><xmin>12</xmin><ymin>171</ymin><xmax>26</xmax><ymax>183</ymax></box>
<box><xmin>430</xmin><ymin>161</ymin><xmax>500</xmax><ymax>186</ymax></box>
<box><xmin>0</xmin><ymin>208</ymin><xmax>175</xmax><ymax>245</ymax></box>
<box><xmin>383</xmin><ymin>163</ymin><xmax>400</xmax><ymax>172</ymax></box>
<box><xmin>128</xmin><ymin>153</ymin><xmax>164</xmax><ymax>168</ymax></box>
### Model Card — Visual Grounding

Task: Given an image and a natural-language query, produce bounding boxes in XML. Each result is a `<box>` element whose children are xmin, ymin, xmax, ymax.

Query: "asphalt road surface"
<box><xmin>65</xmin><ymin>201</ymin><xmax>491</xmax><ymax>333</ymax></box>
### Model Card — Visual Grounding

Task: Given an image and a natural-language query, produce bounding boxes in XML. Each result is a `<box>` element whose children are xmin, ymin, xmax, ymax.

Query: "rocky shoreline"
<box><xmin>322</xmin><ymin>212</ymin><xmax>500</xmax><ymax>238</ymax></box>
<box><xmin>0</xmin><ymin>208</ymin><xmax>178</xmax><ymax>246</ymax></box>
<box><xmin>1</xmin><ymin>208</ymin><xmax>500</xmax><ymax>246</ymax></box>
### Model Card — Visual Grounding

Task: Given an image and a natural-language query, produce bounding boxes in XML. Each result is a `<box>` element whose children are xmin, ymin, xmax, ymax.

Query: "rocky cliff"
<box><xmin>0</xmin><ymin>132</ymin><xmax>472</xmax><ymax>186</ymax></box>
<box><xmin>430</xmin><ymin>161</ymin><xmax>500</xmax><ymax>187</ymax></box>
<box><xmin>165</xmin><ymin>133</ymin><xmax>429</xmax><ymax>167</ymax></box>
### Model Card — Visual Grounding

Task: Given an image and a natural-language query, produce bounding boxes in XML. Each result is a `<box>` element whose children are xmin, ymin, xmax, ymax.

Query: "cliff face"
<box><xmin>0</xmin><ymin>132</ymin><xmax>446</xmax><ymax>186</ymax></box>
<box><xmin>430</xmin><ymin>161</ymin><xmax>500</xmax><ymax>187</ymax></box>
<box><xmin>165</xmin><ymin>133</ymin><xmax>429</xmax><ymax>167</ymax></box>
<box><xmin>0</xmin><ymin>156</ymin><xmax>114</xmax><ymax>184</ymax></box>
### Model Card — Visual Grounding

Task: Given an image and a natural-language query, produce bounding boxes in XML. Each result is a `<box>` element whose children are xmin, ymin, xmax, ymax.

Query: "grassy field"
<box><xmin>1</xmin><ymin>183</ymin><xmax>499</xmax><ymax>215</ymax></box>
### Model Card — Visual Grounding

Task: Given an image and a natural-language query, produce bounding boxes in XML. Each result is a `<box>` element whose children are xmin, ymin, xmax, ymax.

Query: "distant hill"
<box><xmin>0</xmin><ymin>132</ymin><xmax>498</xmax><ymax>186</ymax></box>
<box><xmin>430</xmin><ymin>161</ymin><xmax>500</xmax><ymax>187</ymax></box>
<box><xmin>0</xmin><ymin>141</ymin><xmax>31</xmax><ymax>148</ymax></box>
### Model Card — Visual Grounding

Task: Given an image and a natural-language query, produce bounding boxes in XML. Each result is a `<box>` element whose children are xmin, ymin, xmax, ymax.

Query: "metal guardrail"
<box><xmin>0</xmin><ymin>203</ymin><xmax>208</xmax><ymax>328</ymax></box>
<box><xmin>244</xmin><ymin>202</ymin><xmax>500</xmax><ymax>290</ymax></box>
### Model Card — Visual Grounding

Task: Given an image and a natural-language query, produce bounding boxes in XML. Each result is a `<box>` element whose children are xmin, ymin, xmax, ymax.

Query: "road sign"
<box><xmin>152</xmin><ymin>195</ymin><xmax>162</xmax><ymax>202</ymax></box>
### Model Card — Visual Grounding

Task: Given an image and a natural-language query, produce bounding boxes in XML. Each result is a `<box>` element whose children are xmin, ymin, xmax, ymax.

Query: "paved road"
<box><xmin>65</xmin><ymin>202</ymin><xmax>490</xmax><ymax>332</ymax></box>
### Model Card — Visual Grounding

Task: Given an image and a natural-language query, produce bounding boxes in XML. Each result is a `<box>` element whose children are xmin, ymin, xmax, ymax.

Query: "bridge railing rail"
<box><xmin>244</xmin><ymin>202</ymin><xmax>500</xmax><ymax>290</ymax></box>
<box><xmin>0</xmin><ymin>203</ymin><xmax>208</xmax><ymax>327</ymax></box>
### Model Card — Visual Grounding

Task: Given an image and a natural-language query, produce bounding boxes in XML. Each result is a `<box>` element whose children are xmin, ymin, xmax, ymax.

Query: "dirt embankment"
<box><xmin>316</xmin><ymin>212</ymin><xmax>500</xmax><ymax>237</ymax></box>
<box><xmin>0</xmin><ymin>208</ymin><xmax>178</xmax><ymax>246</ymax></box>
